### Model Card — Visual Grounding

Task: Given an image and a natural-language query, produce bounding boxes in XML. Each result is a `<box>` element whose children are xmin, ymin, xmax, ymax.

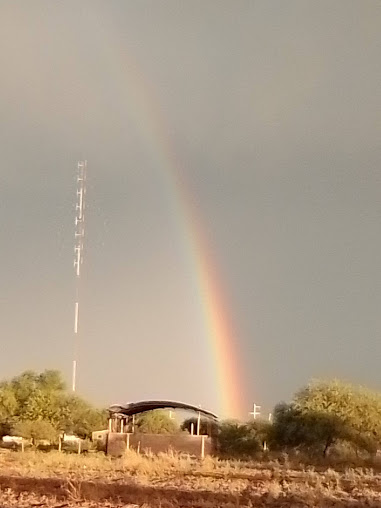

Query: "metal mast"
<box><xmin>72</xmin><ymin>160</ymin><xmax>87</xmax><ymax>392</ymax></box>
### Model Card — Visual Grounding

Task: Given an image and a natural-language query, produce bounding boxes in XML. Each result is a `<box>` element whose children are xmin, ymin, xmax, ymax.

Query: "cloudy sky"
<box><xmin>1</xmin><ymin>0</ymin><xmax>380</xmax><ymax>418</ymax></box>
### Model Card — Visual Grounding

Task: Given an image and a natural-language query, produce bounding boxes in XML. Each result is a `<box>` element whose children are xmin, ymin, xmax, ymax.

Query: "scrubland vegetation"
<box><xmin>1</xmin><ymin>370</ymin><xmax>381</xmax><ymax>506</ymax></box>
<box><xmin>0</xmin><ymin>449</ymin><xmax>381</xmax><ymax>506</ymax></box>
<box><xmin>0</xmin><ymin>370</ymin><xmax>107</xmax><ymax>443</ymax></box>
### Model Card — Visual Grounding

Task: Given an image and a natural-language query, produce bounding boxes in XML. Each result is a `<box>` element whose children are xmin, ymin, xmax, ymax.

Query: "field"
<box><xmin>0</xmin><ymin>450</ymin><xmax>381</xmax><ymax>507</ymax></box>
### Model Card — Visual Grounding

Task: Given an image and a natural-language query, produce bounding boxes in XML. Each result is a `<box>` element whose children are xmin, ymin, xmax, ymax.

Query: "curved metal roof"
<box><xmin>109</xmin><ymin>400</ymin><xmax>218</xmax><ymax>420</ymax></box>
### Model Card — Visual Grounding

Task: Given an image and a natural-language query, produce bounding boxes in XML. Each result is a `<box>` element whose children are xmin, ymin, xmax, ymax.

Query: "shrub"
<box><xmin>218</xmin><ymin>421</ymin><xmax>262</xmax><ymax>457</ymax></box>
<box><xmin>12</xmin><ymin>420</ymin><xmax>58</xmax><ymax>445</ymax></box>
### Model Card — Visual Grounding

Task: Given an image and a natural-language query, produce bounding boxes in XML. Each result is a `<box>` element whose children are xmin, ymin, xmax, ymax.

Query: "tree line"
<box><xmin>181</xmin><ymin>380</ymin><xmax>381</xmax><ymax>459</ymax></box>
<box><xmin>223</xmin><ymin>380</ymin><xmax>381</xmax><ymax>458</ymax></box>
<box><xmin>122</xmin><ymin>378</ymin><xmax>381</xmax><ymax>460</ymax></box>
<box><xmin>0</xmin><ymin>370</ymin><xmax>107</xmax><ymax>443</ymax></box>
<box><xmin>1</xmin><ymin>370</ymin><xmax>381</xmax><ymax>460</ymax></box>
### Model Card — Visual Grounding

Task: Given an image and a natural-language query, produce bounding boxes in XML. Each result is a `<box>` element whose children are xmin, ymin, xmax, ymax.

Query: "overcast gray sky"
<box><xmin>1</xmin><ymin>0</ymin><xmax>380</xmax><ymax>418</ymax></box>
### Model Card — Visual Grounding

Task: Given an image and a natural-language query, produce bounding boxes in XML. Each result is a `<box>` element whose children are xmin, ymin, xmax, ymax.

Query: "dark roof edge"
<box><xmin>109</xmin><ymin>400</ymin><xmax>218</xmax><ymax>419</ymax></box>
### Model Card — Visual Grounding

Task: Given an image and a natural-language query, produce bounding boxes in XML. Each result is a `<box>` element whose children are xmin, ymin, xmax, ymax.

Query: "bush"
<box><xmin>218</xmin><ymin>421</ymin><xmax>262</xmax><ymax>458</ymax></box>
<box><xmin>181</xmin><ymin>417</ymin><xmax>218</xmax><ymax>436</ymax></box>
<box><xmin>269</xmin><ymin>380</ymin><xmax>381</xmax><ymax>457</ymax></box>
<box><xmin>135</xmin><ymin>411</ymin><xmax>179</xmax><ymax>434</ymax></box>
<box><xmin>12</xmin><ymin>420</ymin><xmax>58</xmax><ymax>445</ymax></box>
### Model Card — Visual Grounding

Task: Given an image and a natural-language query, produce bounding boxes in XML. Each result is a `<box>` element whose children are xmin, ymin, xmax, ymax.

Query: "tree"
<box><xmin>38</xmin><ymin>370</ymin><xmax>66</xmax><ymax>392</ymax></box>
<box><xmin>295</xmin><ymin>380</ymin><xmax>381</xmax><ymax>453</ymax></box>
<box><xmin>59</xmin><ymin>396</ymin><xmax>108</xmax><ymax>438</ymax></box>
<box><xmin>270</xmin><ymin>381</ymin><xmax>381</xmax><ymax>456</ymax></box>
<box><xmin>9</xmin><ymin>371</ymin><xmax>40</xmax><ymax>410</ymax></box>
<box><xmin>0</xmin><ymin>370</ymin><xmax>107</xmax><ymax>440</ymax></box>
<box><xmin>0</xmin><ymin>384</ymin><xmax>17</xmax><ymax>421</ymax></box>
<box><xmin>13</xmin><ymin>420</ymin><xmax>58</xmax><ymax>445</ymax></box>
<box><xmin>23</xmin><ymin>389</ymin><xmax>66</xmax><ymax>425</ymax></box>
<box><xmin>270</xmin><ymin>402</ymin><xmax>347</xmax><ymax>456</ymax></box>
<box><xmin>135</xmin><ymin>410</ymin><xmax>179</xmax><ymax>434</ymax></box>
<box><xmin>7</xmin><ymin>370</ymin><xmax>66</xmax><ymax>421</ymax></box>
<box><xmin>181</xmin><ymin>417</ymin><xmax>218</xmax><ymax>436</ymax></box>
<box><xmin>218</xmin><ymin>421</ymin><xmax>262</xmax><ymax>457</ymax></box>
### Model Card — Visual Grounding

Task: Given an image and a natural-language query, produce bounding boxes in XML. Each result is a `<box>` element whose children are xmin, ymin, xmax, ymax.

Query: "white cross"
<box><xmin>249</xmin><ymin>403</ymin><xmax>261</xmax><ymax>420</ymax></box>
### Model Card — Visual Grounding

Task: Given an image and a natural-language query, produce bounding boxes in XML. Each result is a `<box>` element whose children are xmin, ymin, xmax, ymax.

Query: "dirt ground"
<box><xmin>1</xmin><ymin>470</ymin><xmax>381</xmax><ymax>507</ymax></box>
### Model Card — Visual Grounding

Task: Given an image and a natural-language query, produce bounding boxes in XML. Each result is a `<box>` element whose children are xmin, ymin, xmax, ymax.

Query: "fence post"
<box><xmin>201</xmin><ymin>435</ymin><xmax>205</xmax><ymax>459</ymax></box>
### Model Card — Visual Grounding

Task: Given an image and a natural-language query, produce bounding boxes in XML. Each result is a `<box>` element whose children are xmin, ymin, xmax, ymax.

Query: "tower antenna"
<box><xmin>72</xmin><ymin>160</ymin><xmax>87</xmax><ymax>392</ymax></box>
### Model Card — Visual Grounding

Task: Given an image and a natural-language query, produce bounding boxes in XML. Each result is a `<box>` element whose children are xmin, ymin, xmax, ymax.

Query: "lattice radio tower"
<box><xmin>72</xmin><ymin>160</ymin><xmax>87</xmax><ymax>392</ymax></box>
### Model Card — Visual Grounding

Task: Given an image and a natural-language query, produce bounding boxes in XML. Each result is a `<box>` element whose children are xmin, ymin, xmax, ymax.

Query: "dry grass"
<box><xmin>0</xmin><ymin>450</ymin><xmax>381</xmax><ymax>506</ymax></box>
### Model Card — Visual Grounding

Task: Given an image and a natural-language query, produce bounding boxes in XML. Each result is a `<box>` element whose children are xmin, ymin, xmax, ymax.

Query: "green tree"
<box><xmin>271</xmin><ymin>380</ymin><xmax>381</xmax><ymax>456</ymax></box>
<box><xmin>38</xmin><ymin>370</ymin><xmax>66</xmax><ymax>392</ymax></box>
<box><xmin>270</xmin><ymin>402</ymin><xmax>347</xmax><ymax>456</ymax></box>
<box><xmin>59</xmin><ymin>396</ymin><xmax>108</xmax><ymax>438</ymax></box>
<box><xmin>136</xmin><ymin>410</ymin><xmax>179</xmax><ymax>434</ymax></box>
<box><xmin>13</xmin><ymin>420</ymin><xmax>58</xmax><ymax>445</ymax></box>
<box><xmin>295</xmin><ymin>380</ymin><xmax>381</xmax><ymax>453</ymax></box>
<box><xmin>23</xmin><ymin>390</ymin><xmax>65</xmax><ymax>424</ymax></box>
<box><xmin>218</xmin><ymin>421</ymin><xmax>262</xmax><ymax>457</ymax></box>
<box><xmin>0</xmin><ymin>384</ymin><xmax>17</xmax><ymax>421</ymax></box>
<box><xmin>181</xmin><ymin>417</ymin><xmax>218</xmax><ymax>436</ymax></box>
<box><xmin>9</xmin><ymin>371</ymin><xmax>39</xmax><ymax>415</ymax></box>
<box><xmin>0</xmin><ymin>369</ymin><xmax>107</xmax><ymax>439</ymax></box>
<box><xmin>8</xmin><ymin>370</ymin><xmax>65</xmax><ymax>421</ymax></box>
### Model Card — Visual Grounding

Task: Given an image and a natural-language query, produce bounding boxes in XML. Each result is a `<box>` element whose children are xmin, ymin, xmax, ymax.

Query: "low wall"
<box><xmin>106</xmin><ymin>432</ymin><xmax>215</xmax><ymax>457</ymax></box>
<box><xmin>106</xmin><ymin>433</ymin><xmax>128</xmax><ymax>457</ymax></box>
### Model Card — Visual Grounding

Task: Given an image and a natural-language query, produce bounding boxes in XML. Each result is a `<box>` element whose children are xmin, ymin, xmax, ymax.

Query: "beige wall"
<box><xmin>106</xmin><ymin>432</ymin><xmax>215</xmax><ymax>457</ymax></box>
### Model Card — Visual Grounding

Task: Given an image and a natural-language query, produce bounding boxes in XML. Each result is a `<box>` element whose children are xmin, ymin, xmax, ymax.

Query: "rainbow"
<box><xmin>98</xmin><ymin>41</ymin><xmax>246</xmax><ymax>418</ymax></box>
